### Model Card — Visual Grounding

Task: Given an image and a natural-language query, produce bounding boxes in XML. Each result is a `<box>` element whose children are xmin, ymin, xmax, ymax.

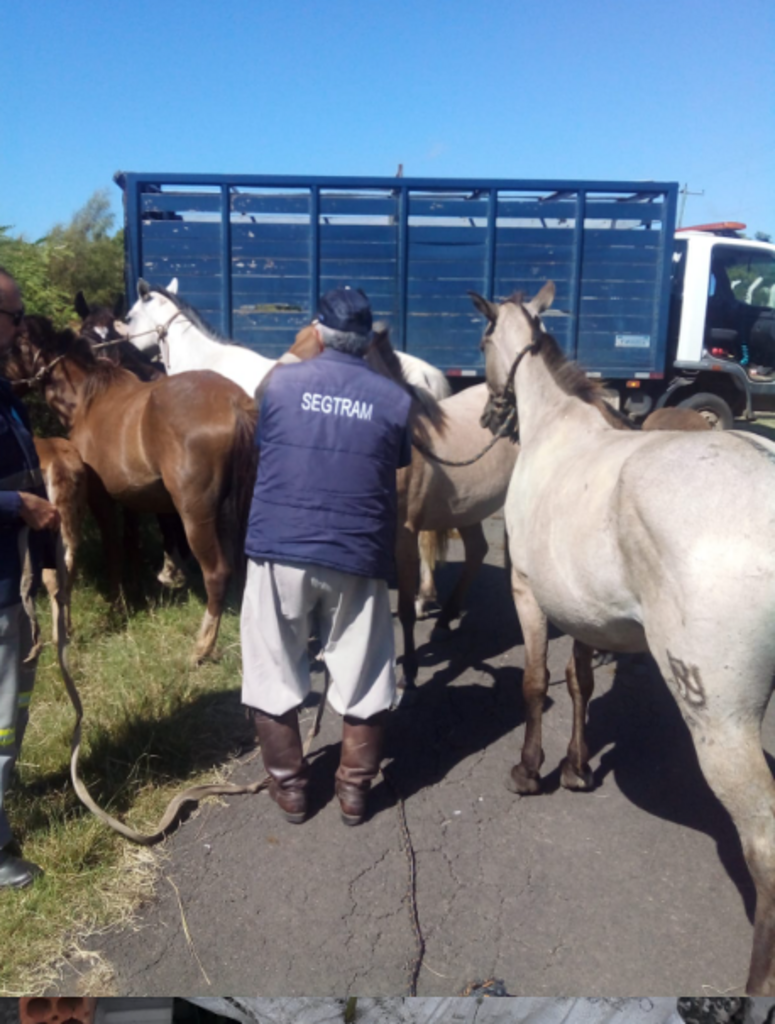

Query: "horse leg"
<box><xmin>415</xmin><ymin>531</ymin><xmax>440</xmax><ymax>618</ymax></box>
<box><xmin>85</xmin><ymin>467</ymin><xmax>122</xmax><ymax>601</ymax></box>
<box><xmin>180</xmin><ymin>515</ymin><xmax>230</xmax><ymax>664</ymax></box>
<box><xmin>122</xmin><ymin>509</ymin><xmax>141</xmax><ymax>600</ymax></box>
<box><xmin>395</xmin><ymin>524</ymin><xmax>420</xmax><ymax>691</ymax></box>
<box><xmin>647</xmin><ymin>633</ymin><xmax>775</xmax><ymax>995</ymax></box>
<box><xmin>62</xmin><ymin>467</ymin><xmax>87</xmax><ymax>635</ymax></box>
<box><xmin>560</xmin><ymin>640</ymin><xmax>595</xmax><ymax>790</ymax></box>
<box><xmin>156</xmin><ymin>512</ymin><xmax>188</xmax><ymax>589</ymax></box>
<box><xmin>434</xmin><ymin>521</ymin><xmax>488</xmax><ymax>636</ymax></box>
<box><xmin>507</xmin><ymin>566</ymin><xmax>549</xmax><ymax>795</ymax></box>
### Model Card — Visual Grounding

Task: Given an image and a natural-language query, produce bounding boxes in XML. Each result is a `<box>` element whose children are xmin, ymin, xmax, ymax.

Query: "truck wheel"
<box><xmin>677</xmin><ymin>392</ymin><xmax>734</xmax><ymax>430</ymax></box>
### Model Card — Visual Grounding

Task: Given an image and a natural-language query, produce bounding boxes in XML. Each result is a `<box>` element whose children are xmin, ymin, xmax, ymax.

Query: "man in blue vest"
<box><xmin>0</xmin><ymin>267</ymin><xmax>61</xmax><ymax>887</ymax></box>
<box><xmin>241</xmin><ymin>287</ymin><xmax>413</xmax><ymax>826</ymax></box>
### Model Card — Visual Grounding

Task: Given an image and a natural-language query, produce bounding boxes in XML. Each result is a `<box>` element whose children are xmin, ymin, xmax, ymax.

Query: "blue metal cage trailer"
<box><xmin>116</xmin><ymin>173</ymin><xmax>775</xmax><ymax>425</ymax></box>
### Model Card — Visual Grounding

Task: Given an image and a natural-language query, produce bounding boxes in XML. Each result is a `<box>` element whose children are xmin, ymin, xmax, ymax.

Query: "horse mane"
<box><xmin>79</xmin><ymin>361</ymin><xmax>136</xmax><ymax>409</ymax></box>
<box><xmin>369</xmin><ymin>324</ymin><xmax>448</xmax><ymax>438</ymax></box>
<box><xmin>23</xmin><ymin>314</ymin><xmax>89</xmax><ymax>361</ymax></box>
<box><xmin>536</xmin><ymin>330</ymin><xmax>637</xmax><ymax>430</ymax></box>
<box><xmin>503</xmin><ymin>294</ymin><xmax>637</xmax><ymax>432</ymax></box>
<box><xmin>152</xmin><ymin>285</ymin><xmax>229</xmax><ymax>344</ymax></box>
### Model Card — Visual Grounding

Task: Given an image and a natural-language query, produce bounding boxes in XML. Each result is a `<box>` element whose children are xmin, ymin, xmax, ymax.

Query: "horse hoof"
<box><xmin>560</xmin><ymin>758</ymin><xmax>594</xmax><ymax>791</ymax></box>
<box><xmin>190</xmin><ymin>647</ymin><xmax>213</xmax><ymax>667</ymax></box>
<box><xmin>506</xmin><ymin>764</ymin><xmax>541</xmax><ymax>795</ymax></box>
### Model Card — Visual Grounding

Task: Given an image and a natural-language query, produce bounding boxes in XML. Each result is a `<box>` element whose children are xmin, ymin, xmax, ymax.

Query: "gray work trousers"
<box><xmin>0</xmin><ymin>603</ymin><xmax>37</xmax><ymax>850</ymax></box>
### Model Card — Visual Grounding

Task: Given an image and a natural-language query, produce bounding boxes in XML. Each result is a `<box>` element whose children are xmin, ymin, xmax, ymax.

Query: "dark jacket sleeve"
<box><xmin>0</xmin><ymin>491</ymin><xmax>22</xmax><ymax>523</ymax></box>
<box><xmin>7</xmin><ymin>387</ymin><xmax>57</xmax><ymax>572</ymax></box>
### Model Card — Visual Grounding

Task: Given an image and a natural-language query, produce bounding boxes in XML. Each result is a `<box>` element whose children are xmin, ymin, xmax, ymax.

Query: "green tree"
<box><xmin>46</xmin><ymin>189</ymin><xmax>125</xmax><ymax>311</ymax></box>
<box><xmin>0</xmin><ymin>226</ymin><xmax>74</xmax><ymax>328</ymax></box>
<box><xmin>0</xmin><ymin>189</ymin><xmax>125</xmax><ymax>327</ymax></box>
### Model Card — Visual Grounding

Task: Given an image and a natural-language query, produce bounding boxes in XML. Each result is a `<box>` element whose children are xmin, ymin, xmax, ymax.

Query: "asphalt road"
<box><xmin>57</xmin><ymin>514</ymin><xmax>775</xmax><ymax>998</ymax></box>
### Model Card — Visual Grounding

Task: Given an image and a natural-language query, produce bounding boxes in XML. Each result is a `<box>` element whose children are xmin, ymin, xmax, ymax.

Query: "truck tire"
<box><xmin>677</xmin><ymin>392</ymin><xmax>734</xmax><ymax>430</ymax></box>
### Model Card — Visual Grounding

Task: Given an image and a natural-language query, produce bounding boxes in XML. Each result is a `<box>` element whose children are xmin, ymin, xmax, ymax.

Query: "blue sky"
<box><xmin>4</xmin><ymin>0</ymin><xmax>774</xmax><ymax>240</ymax></box>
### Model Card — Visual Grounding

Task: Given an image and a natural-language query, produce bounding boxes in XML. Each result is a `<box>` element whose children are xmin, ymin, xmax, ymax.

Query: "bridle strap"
<box><xmin>123</xmin><ymin>309</ymin><xmax>187</xmax><ymax>373</ymax></box>
<box><xmin>11</xmin><ymin>337</ymin><xmax>130</xmax><ymax>390</ymax></box>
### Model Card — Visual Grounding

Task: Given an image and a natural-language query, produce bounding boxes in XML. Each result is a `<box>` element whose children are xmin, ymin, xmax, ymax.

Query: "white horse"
<box><xmin>121</xmin><ymin>279</ymin><xmax>276</xmax><ymax>393</ymax></box>
<box><xmin>471</xmin><ymin>281</ymin><xmax>775</xmax><ymax>994</ymax></box>
<box><xmin>121</xmin><ymin>278</ymin><xmax>452</xmax><ymax>402</ymax></box>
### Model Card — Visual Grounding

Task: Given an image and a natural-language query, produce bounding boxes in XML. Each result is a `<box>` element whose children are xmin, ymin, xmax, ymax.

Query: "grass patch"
<box><xmin>0</xmin><ymin>518</ymin><xmax>253</xmax><ymax>994</ymax></box>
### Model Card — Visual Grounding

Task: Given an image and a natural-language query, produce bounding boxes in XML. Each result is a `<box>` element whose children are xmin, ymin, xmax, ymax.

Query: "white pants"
<box><xmin>241</xmin><ymin>559</ymin><xmax>396</xmax><ymax>719</ymax></box>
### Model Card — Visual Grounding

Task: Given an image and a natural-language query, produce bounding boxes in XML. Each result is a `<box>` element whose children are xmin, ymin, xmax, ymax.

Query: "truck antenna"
<box><xmin>678</xmin><ymin>183</ymin><xmax>705</xmax><ymax>228</ymax></box>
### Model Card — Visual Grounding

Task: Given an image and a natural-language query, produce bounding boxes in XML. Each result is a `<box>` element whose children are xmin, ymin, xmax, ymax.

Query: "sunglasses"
<box><xmin>0</xmin><ymin>305</ymin><xmax>25</xmax><ymax>327</ymax></box>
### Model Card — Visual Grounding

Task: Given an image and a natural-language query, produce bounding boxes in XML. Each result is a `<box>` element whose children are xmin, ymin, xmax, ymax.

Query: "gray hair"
<box><xmin>317</xmin><ymin>321</ymin><xmax>371</xmax><ymax>356</ymax></box>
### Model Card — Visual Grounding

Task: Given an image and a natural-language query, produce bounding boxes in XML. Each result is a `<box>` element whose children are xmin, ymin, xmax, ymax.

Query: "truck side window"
<box><xmin>707</xmin><ymin>245</ymin><xmax>775</xmax><ymax>371</ymax></box>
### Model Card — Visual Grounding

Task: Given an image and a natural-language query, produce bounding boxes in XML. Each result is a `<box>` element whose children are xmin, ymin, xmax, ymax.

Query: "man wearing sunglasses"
<box><xmin>0</xmin><ymin>266</ymin><xmax>60</xmax><ymax>888</ymax></box>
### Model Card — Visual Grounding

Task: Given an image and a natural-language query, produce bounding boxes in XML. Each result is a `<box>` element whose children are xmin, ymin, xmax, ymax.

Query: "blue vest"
<box><xmin>245</xmin><ymin>349</ymin><xmax>413</xmax><ymax>580</ymax></box>
<box><xmin>0</xmin><ymin>380</ymin><xmax>46</xmax><ymax>609</ymax></box>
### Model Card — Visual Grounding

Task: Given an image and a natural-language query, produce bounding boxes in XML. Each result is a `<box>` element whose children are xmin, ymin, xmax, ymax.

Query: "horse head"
<box><xmin>123</xmin><ymin>278</ymin><xmax>181</xmax><ymax>354</ymax></box>
<box><xmin>470</xmin><ymin>282</ymin><xmax>555</xmax><ymax>400</ymax></box>
<box><xmin>75</xmin><ymin>291</ymin><xmax>163</xmax><ymax>382</ymax></box>
<box><xmin>469</xmin><ymin>283</ymin><xmax>555</xmax><ymax>439</ymax></box>
<box><xmin>76</xmin><ymin>291</ymin><xmax>126</xmax><ymax>344</ymax></box>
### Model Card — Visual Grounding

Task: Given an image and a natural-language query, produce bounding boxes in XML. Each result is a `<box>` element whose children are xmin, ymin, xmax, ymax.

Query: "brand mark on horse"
<box><xmin>667</xmin><ymin>651</ymin><xmax>707</xmax><ymax>709</ymax></box>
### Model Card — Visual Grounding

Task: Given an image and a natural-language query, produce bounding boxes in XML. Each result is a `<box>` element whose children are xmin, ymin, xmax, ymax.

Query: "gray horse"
<box><xmin>472</xmin><ymin>281</ymin><xmax>775</xmax><ymax>995</ymax></box>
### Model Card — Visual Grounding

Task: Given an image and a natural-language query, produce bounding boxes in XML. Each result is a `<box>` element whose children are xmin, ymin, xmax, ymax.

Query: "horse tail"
<box><xmin>419</xmin><ymin>528</ymin><xmax>450</xmax><ymax>572</ymax></box>
<box><xmin>222</xmin><ymin>397</ymin><xmax>259</xmax><ymax>591</ymax></box>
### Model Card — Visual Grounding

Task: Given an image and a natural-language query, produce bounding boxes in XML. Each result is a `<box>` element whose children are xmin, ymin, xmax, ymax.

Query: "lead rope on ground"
<box><xmin>53</xmin><ymin>582</ymin><xmax>328</xmax><ymax>845</ymax></box>
<box><xmin>382</xmin><ymin>762</ymin><xmax>425</xmax><ymax>996</ymax></box>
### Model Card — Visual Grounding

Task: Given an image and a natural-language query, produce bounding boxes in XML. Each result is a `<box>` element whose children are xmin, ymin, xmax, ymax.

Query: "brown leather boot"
<box><xmin>335</xmin><ymin>712</ymin><xmax>388</xmax><ymax>826</ymax></box>
<box><xmin>252</xmin><ymin>708</ymin><xmax>309</xmax><ymax>823</ymax></box>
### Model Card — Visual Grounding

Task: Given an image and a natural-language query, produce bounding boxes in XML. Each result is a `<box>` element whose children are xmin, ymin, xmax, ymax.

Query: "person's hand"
<box><xmin>18</xmin><ymin>492</ymin><xmax>61</xmax><ymax>531</ymax></box>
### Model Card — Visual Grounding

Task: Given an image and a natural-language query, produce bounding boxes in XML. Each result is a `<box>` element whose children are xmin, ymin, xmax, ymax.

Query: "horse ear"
<box><xmin>74</xmin><ymin>291</ymin><xmax>89</xmax><ymax>320</ymax></box>
<box><xmin>526</xmin><ymin>281</ymin><xmax>556</xmax><ymax>316</ymax></box>
<box><xmin>468</xmin><ymin>291</ymin><xmax>498</xmax><ymax>323</ymax></box>
<box><xmin>167</xmin><ymin>278</ymin><xmax>179</xmax><ymax>295</ymax></box>
<box><xmin>138</xmin><ymin>278</ymin><xmax>151</xmax><ymax>299</ymax></box>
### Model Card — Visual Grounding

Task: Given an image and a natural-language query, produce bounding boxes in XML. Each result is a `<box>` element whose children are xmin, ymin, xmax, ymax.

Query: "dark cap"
<box><xmin>317</xmin><ymin>287</ymin><xmax>372</xmax><ymax>335</ymax></box>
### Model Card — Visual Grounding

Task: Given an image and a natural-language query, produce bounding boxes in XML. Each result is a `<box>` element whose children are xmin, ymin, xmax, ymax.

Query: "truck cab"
<box><xmin>660</xmin><ymin>227</ymin><xmax>775</xmax><ymax>427</ymax></box>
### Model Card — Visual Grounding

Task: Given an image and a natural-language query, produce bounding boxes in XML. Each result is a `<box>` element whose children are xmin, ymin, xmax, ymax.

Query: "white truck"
<box><xmin>635</xmin><ymin>223</ymin><xmax>775</xmax><ymax>428</ymax></box>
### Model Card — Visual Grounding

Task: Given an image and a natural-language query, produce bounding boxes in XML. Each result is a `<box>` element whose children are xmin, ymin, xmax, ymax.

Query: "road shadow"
<box><xmin>582</xmin><ymin>653</ymin><xmax>773</xmax><ymax>922</ymax></box>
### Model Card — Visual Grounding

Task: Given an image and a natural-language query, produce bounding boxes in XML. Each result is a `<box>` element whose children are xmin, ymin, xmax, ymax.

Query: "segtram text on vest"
<box><xmin>301</xmin><ymin>392</ymin><xmax>374</xmax><ymax>421</ymax></box>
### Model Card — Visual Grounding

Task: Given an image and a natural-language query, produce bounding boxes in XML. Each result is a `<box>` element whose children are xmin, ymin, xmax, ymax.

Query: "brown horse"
<box><xmin>33</xmin><ymin>436</ymin><xmax>88</xmax><ymax>640</ymax></box>
<box><xmin>5</xmin><ymin>321</ymin><xmax>257</xmax><ymax>662</ymax></box>
<box><xmin>75</xmin><ymin>297</ymin><xmax>193</xmax><ymax>587</ymax></box>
